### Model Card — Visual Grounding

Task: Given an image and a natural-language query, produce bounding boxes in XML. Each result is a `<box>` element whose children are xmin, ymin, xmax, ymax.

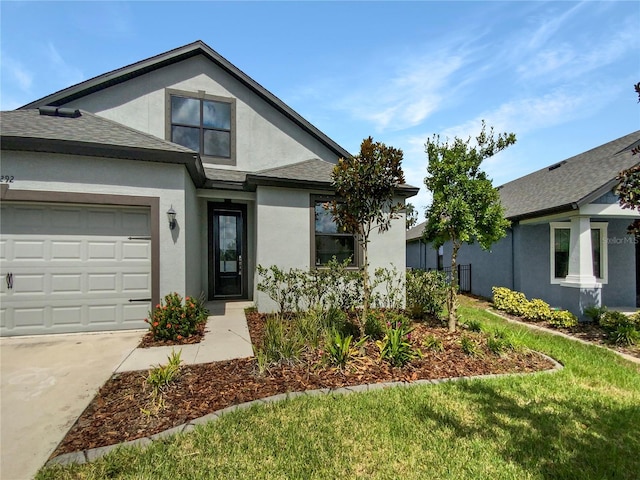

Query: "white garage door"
<box><xmin>0</xmin><ymin>203</ymin><xmax>152</xmax><ymax>336</ymax></box>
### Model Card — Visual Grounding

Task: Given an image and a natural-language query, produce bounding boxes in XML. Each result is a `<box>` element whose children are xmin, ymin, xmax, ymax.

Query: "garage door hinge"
<box><xmin>128</xmin><ymin>236</ymin><xmax>151</xmax><ymax>240</ymax></box>
<box><xmin>128</xmin><ymin>298</ymin><xmax>151</xmax><ymax>302</ymax></box>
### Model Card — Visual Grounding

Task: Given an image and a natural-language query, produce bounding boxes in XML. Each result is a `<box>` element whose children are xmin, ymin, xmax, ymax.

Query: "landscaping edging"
<box><xmin>45</xmin><ymin>353</ymin><xmax>563</xmax><ymax>468</ymax></box>
<box><xmin>486</xmin><ymin>309</ymin><xmax>640</xmax><ymax>365</ymax></box>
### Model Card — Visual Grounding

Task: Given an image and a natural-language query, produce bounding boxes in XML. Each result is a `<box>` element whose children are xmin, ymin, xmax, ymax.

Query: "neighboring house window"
<box><xmin>550</xmin><ymin>222</ymin><xmax>608</xmax><ymax>284</ymax></box>
<box><xmin>167</xmin><ymin>89</ymin><xmax>235</xmax><ymax>165</ymax></box>
<box><xmin>312</xmin><ymin>199</ymin><xmax>358</xmax><ymax>267</ymax></box>
<box><xmin>437</xmin><ymin>245</ymin><xmax>444</xmax><ymax>271</ymax></box>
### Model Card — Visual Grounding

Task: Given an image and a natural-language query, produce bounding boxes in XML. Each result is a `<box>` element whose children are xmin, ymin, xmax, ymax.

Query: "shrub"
<box><xmin>599</xmin><ymin>311</ymin><xmax>640</xmax><ymax>345</ymax></box>
<box><xmin>372</xmin><ymin>265</ymin><xmax>405</xmax><ymax>310</ymax></box>
<box><xmin>376</xmin><ymin>323</ymin><xmax>417</xmax><ymax>367</ymax></box>
<box><xmin>406</xmin><ymin>269</ymin><xmax>447</xmax><ymax>319</ymax></box>
<box><xmin>610</xmin><ymin>324</ymin><xmax>640</xmax><ymax>346</ymax></box>
<box><xmin>583</xmin><ymin>305</ymin><xmax>608</xmax><ymax>323</ymax></box>
<box><xmin>492</xmin><ymin>286</ymin><xmax>529</xmax><ymax>316</ymax></box>
<box><xmin>486</xmin><ymin>329</ymin><xmax>521</xmax><ymax>356</ymax></box>
<box><xmin>364</xmin><ymin>310</ymin><xmax>385</xmax><ymax>340</ymax></box>
<box><xmin>522</xmin><ymin>298</ymin><xmax>552</xmax><ymax>322</ymax></box>
<box><xmin>256</xmin><ymin>265</ymin><xmax>303</xmax><ymax>313</ymax></box>
<box><xmin>147</xmin><ymin>292</ymin><xmax>208</xmax><ymax>341</ymax></box>
<box><xmin>548</xmin><ymin>310</ymin><xmax>578</xmax><ymax>328</ymax></box>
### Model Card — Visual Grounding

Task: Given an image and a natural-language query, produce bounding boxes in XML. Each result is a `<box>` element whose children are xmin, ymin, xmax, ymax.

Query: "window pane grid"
<box><xmin>171</xmin><ymin>95</ymin><xmax>231</xmax><ymax>158</ymax></box>
<box><xmin>314</xmin><ymin>201</ymin><xmax>356</xmax><ymax>267</ymax></box>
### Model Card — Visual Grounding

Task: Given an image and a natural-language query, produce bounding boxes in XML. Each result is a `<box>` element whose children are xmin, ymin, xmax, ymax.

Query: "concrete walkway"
<box><xmin>0</xmin><ymin>300</ymin><xmax>254</xmax><ymax>479</ymax></box>
<box><xmin>116</xmin><ymin>301</ymin><xmax>254</xmax><ymax>372</ymax></box>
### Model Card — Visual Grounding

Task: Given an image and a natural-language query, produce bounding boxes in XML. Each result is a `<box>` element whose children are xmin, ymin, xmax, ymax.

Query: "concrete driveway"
<box><xmin>0</xmin><ymin>330</ymin><xmax>143</xmax><ymax>480</ymax></box>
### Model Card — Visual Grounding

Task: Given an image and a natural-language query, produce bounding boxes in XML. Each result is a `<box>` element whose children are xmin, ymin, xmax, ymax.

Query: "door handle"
<box><xmin>238</xmin><ymin>255</ymin><xmax>242</xmax><ymax>275</ymax></box>
<box><xmin>6</xmin><ymin>273</ymin><xmax>13</xmax><ymax>290</ymax></box>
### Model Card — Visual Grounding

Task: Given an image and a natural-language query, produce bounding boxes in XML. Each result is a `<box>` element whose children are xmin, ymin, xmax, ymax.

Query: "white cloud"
<box><xmin>47</xmin><ymin>43</ymin><xmax>84</xmax><ymax>87</ymax></box>
<box><xmin>2</xmin><ymin>56</ymin><xmax>33</xmax><ymax>92</ymax></box>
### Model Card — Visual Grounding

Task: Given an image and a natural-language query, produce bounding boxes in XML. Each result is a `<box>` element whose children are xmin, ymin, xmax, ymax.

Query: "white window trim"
<box><xmin>549</xmin><ymin>221</ymin><xmax>608</xmax><ymax>285</ymax></box>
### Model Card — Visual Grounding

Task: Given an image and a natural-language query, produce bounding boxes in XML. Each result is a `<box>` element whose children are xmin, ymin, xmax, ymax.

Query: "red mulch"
<box><xmin>50</xmin><ymin>311</ymin><xmax>554</xmax><ymax>459</ymax></box>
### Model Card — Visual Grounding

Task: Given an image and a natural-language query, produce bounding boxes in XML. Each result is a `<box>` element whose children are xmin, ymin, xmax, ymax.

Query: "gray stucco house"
<box><xmin>407</xmin><ymin>130</ymin><xmax>640</xmax><ymax>317</ymax></box>
<box><xmin>0</xmin><ymin>40</ymin><xmax>417</xmax><ymax>336</ymax></box>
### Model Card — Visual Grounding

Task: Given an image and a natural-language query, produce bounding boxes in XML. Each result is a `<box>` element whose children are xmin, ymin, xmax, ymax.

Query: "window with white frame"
<box><xmin>549</xmin><ymin>222</ymin><xmax>608</xmax><ymax>284</ymax></box>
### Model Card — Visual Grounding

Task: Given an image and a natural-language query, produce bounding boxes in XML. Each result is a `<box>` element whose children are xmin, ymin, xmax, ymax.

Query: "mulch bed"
<box><xmin>137</xmin><ymin>321</ymin><xmax>207</xmax><ymax>348</ymax></box>
<box><xmin>51</xmin><ymin>311</ymin><xmax>555</xmax><ymax>459</ymax></box>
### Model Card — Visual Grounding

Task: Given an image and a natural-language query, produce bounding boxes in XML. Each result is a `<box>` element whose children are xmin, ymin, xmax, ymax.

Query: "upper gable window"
<box><xmin>167</xmin><ymin>90</ymin><xmax>235</xmax><ymax>165</ymax></box>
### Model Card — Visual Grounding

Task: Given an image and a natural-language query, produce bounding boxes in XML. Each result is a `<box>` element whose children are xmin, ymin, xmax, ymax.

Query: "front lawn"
<box><xmin>38</xmin><ymin>301</ymin><xmax>640</xmax><ymax>480</ymax></box>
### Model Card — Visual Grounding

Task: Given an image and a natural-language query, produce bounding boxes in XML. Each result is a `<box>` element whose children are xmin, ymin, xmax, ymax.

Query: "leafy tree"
<box><xmin>423</xmin><ymin>121</ymin><xmax>516</xmax><ymax>332</ymax></box>
<box><xmin>405</xmin><ymin>202</ymin><xmax>418</xmax><ymax>230</ymax></box>
<box><xmin>615</xmin><ymin>164</ymin><xmax>640</xmax><ymax>235</ymax></box>
<box><xmin>331</xmin><ymin>136</ymin><xmax>406</xmax><ymax>331</ymax></box>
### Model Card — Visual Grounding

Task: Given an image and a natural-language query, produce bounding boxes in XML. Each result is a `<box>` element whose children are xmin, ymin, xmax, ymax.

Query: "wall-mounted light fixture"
<box><xmin>167</xmin><ymin>206</ymin><xmax>177</xmax><ymax>230</ymax></box>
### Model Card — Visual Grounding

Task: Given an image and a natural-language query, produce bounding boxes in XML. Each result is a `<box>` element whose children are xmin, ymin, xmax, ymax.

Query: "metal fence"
<box><xmin>441</xmin><ymin>264</ymin><xmax>472</xmax><ymax>293</ymax></box>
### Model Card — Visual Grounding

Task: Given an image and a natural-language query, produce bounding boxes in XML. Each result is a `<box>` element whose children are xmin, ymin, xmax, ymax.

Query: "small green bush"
<box><xmin>147</xmin><ymin>349</ymin><xmax>182</xmax><ymax>390</ymax></box>
<box><xmin>364</xmin><ymin>310</ymin><xmax>385</xmax><ymax>340</ymax></box>
<box><xmin>599</xmin><ymin>311</ymin><xmax>640</xmax><ymax>345</ymax></box>
<box><xmin>147</xmin><ymin>292</ymin><xmax>208</xmax><ymax>341</ymax></box>
<box><xmin>406</xmin><ymin>269</ymin><xmax>447</xmax><ymax>319</ymax></box>
<box><xmin>583</xmin><ymin>305</ymin><xmax>608</xmax><ymax>323</ymax></box>
<box><xmin>548</xmin><ymin>310</ymin><xmax>578</xmax><ymax>328</ymax></box>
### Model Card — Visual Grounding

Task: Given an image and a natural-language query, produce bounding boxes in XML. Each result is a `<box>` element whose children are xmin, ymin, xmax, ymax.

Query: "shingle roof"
<box><xmin>406</xmin><ymin>130</ymin><xmax>640</xmax><ymax>241</ymax></box>
<box><xmin>19</xmin><ymin>40</ymin><xmax>352</xmax><ymax>161</ymax></box>
<box><xmin>406</xmin><ymin>220</ymin><xmax>427</xmax><ymax>242</ymax></box>
<box><xmin>499</xmin><ymin>130</ymin><xmax>640</xmax><ymax>220</ymax></box>
<box><xmin>1</xmin><ymin>109</ymin><xmax>195</xmax><ymax>153</ymax></box>
<box><xmin>1</xmin><ymin>109</ymin><xmax>206</xmax><ymax>186</ymax></box>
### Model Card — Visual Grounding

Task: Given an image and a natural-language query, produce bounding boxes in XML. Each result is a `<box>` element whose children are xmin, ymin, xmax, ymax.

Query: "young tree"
<box><xmin>615</xmin><ymin>164</ymin><xmax>640</xmax><ymax>235</ymax></box>
<box><xmin>405</xmin><ymin>202</ymin><xmax>418</xmax><ymax>230</ymax></box>
<box><xmin>423</xmin><ymin>121</ymin><xmax>516</xmax><ymax>332</ymax></box>
<box><xmin>331</xmin><ymin>136</ymin><xmax>406</xmax><ymax>330</ymax></box>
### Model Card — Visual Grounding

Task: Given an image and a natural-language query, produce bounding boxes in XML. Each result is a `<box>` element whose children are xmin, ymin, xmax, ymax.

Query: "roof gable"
<box><xmin>498</xmin><ymin>130</ymin><xmax>640</xmax><ymax>220</ymax></box>
<box><xmin>19</xmin><ymin>40</ymin><xmax>351</xmax><ymax>160</ymax></box>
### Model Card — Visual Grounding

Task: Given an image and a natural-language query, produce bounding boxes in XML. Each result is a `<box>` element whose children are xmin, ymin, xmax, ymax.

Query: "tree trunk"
<box><xmin>448</xmin><ymin>242</ymin><xmax>460</xmax><ymax>332</ymax></box>
<box><xmin>361</xmin><ymin>239</ymin><xmax>370</xmax><ymax>336</ymax></box>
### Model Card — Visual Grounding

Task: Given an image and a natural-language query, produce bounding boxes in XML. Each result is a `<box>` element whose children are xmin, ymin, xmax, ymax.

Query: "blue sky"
<box><xmin>2</xmin><ymin>1</ymin><xmax>639</xmax><ymax>216</ymax></box>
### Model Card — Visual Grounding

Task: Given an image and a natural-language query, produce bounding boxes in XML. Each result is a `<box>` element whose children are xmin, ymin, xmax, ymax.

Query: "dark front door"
<box><xmin>209</xmin><ymin>203</ymin><xmax>247</xmax><ymax>299</ymax></box>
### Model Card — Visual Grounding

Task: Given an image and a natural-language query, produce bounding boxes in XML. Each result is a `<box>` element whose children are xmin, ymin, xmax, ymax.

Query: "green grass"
<box><xmin>38</xmin><ymin>303</ymin><xmax>640</xmax><ymax>480</ymax></box>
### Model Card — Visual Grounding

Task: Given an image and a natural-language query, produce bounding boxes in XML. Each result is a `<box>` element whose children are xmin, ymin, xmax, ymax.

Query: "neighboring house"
<box><xmin>0</xmin><ymin>40</ymin><xmax>418</xmax><ymax>336</ymax></box>
<box><xmin>407</xmin><ymin>130</ymin><xmax>640</xmax><ymax>317</ymax></box>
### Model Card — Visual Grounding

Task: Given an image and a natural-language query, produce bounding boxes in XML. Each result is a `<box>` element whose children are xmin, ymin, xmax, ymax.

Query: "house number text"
<box><xmin>1</xmin><ymin>176</ymin><xmax>14</xmax><ymax>183</ymax></box>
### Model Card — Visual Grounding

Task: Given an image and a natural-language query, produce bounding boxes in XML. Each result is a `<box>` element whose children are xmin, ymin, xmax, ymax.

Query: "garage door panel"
<box><xmin>51</xmin><ymin>307</ymin><xmax>83</xmax><ymax>327</ymax></box>
<box><xmin>88</xmin><ymin>242</ymin><xmax>117</xmax><ymax>260</ymax></box>
<box><xmin>13</xmin><ymin>241</ymin><xmax>46</xmax><ymax>260</ymax></box>
<box><xmin>88</xmin><ymin>274</ymin><xmax>118</xmax><ymax>293</ymax></box>
<box><xmin>1</xmin><ymin>203</ymin><xmax>151</xmax><ymax>336</ymax></box>
<box><xmin>51</xmin><ymin>241</ymin><xmax>83</xmax><ymax>260</ymax></box>
<box><xmin>51</xmin><ymin>274</ymin><xmax>83</xmax><ymax>294</ymax></box>
<box><xmin>123</xmin><ymin>304</ymin><xmax>149</xmax><ymax>323</ymax></box>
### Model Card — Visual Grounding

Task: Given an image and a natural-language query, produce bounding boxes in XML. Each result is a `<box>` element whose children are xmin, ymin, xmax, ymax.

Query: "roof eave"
<box><xmin>1</xmin><ymin>136</ymin><xmax>206</xmax><ymax>187</ymax></box>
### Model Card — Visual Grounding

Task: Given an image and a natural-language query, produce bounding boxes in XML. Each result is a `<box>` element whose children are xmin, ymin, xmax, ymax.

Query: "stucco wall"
<box><xmin>602</xmin><ymin>218</ymin><xmax>636</xmax><ymax>307</ymax></box>
<box><xmin>184</xmin><ymin>174</ymin><xmax>202</xmax><ymax>298</ymax></box>
<box><xmin>2</xmin><ymin>151</ymin><xmax>191</xmax><ymax>298</ymax></box>
<box><xmin>254</xmin><ymin>187</ymin><xmax>408</xmax><ymax>312</ymax></box>
<box><xmin>62</xmin><ymin>55</ymin><xmax>341</xmax><ymax>172</ymax></box>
